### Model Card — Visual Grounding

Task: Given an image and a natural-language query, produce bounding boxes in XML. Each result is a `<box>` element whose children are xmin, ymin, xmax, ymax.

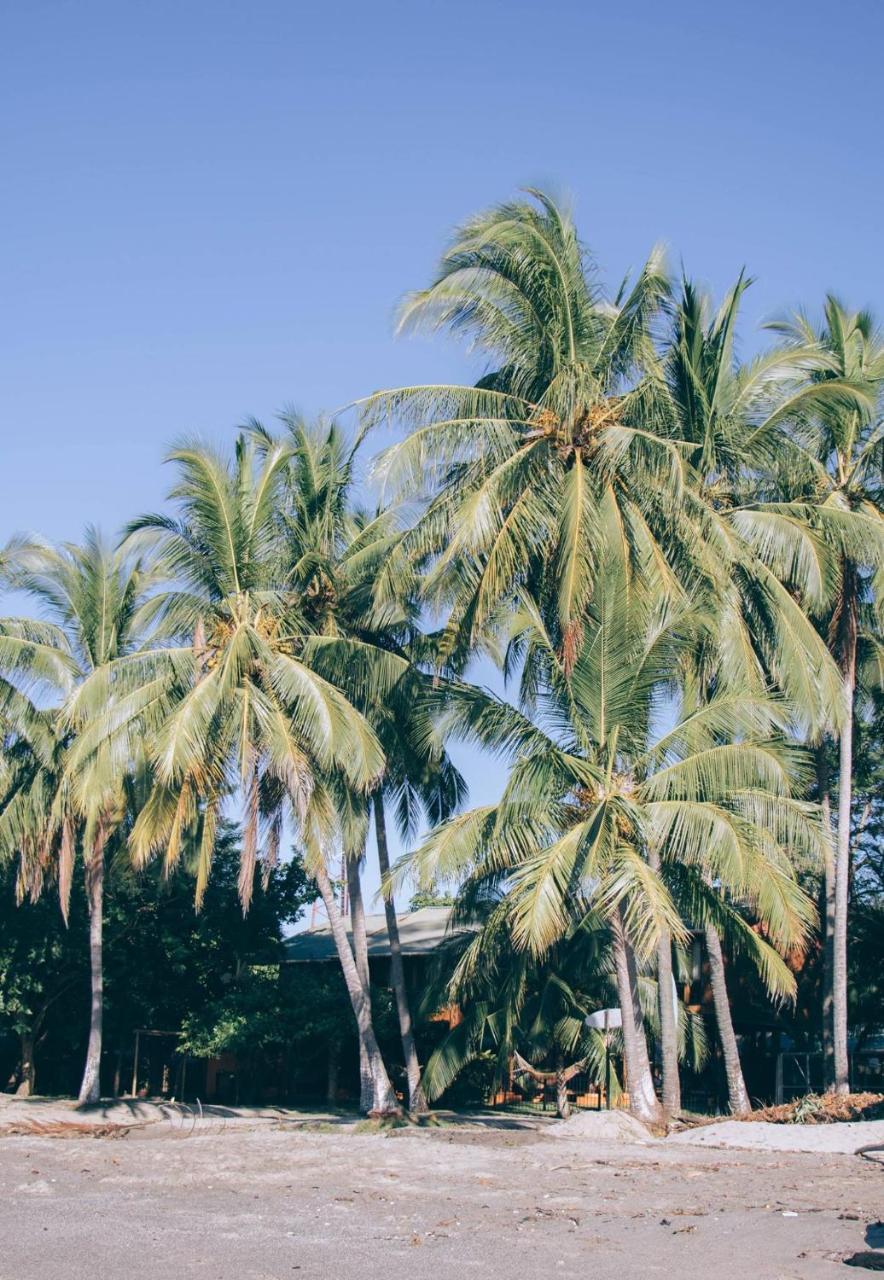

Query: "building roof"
<box><xmin>283</xmin><ymin>907</ymin><xmax>465</xmax><ymax>963</ymax></box>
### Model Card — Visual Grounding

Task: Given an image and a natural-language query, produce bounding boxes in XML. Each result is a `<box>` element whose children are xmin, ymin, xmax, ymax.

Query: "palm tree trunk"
<box><xmin>833</xmin><ymin>648</ymin><xmax>856</xmax><ymax>1096</ymax></box>
<box><xmin>610</xmin><ymin>908</ymin><xmax>664</xmax><ymax>1126</ymax></box>
<box><xmin>816</xmin><ymin>744</ymin><xmax>836</xmax><ymax>1087</ymax></box>
<box><xmin>314</xmin><ymin>864</ymin><xmax>399</xmax><ymax>1114</ymax></box>
<box><xmin>15</xmin><ymin>1031</ymin><xmax>36</xmax><ymax>1097</ymax></box>
<box><xmin>346</xmin><ymin>856</ymin><xmax>375</xmax><ymax>1113</ymax></box>
<box><xmin>656</xmin><ymin>930</ymin><xmax>681</xmax><ymax>1117</ymax></box>
<box><xmin>77</xmin><ymin>851</ymin><xmax>104</xmax><ymax>1106</ymax></box>
<box><xmin>648</xmin><ymin>849</ymin><xmax>680</xmax><ymax>1116</ymax></box>
<box><xmin>704</xmin><ymin>924</ymin><xmax>750</xmax><ymax>1115</ymax></box>
<box><xmin>555</xmin><ymin>1066</ymin><xmax>570</xmax><ymax>1120</ymax></box>
<box><xmin>374</xmin><ymin>796</ymin><xmax>428</xmax><ymax>1114</ymax></box>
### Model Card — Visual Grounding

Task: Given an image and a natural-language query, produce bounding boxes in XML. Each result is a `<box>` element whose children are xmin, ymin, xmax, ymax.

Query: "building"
<box><xmin>283</xmin><ymin>906</ymin><xmax>463</xmax><ymax>969</ymax></box>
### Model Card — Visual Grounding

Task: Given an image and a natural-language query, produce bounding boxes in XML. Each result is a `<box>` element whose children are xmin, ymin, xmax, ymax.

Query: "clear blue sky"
<box><xmin>2</xmin><ymin>0</ymin><xmax>880</xmax><ymax>902</ymax></box>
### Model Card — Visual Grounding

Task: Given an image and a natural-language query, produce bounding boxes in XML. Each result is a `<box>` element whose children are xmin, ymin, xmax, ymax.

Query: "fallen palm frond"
<box><xmin>742</xmin><ymin>1091</ymin><xmax>884</xmax><ymax>1125</ymax></box>
<box><xmin>0</xmin><ymin>1119</ymin><xmax>137</xmax><ymax>1138</ymax></box>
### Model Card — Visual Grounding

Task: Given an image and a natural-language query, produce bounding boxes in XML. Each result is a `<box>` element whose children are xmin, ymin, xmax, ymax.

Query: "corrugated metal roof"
<box><xmin>283</xmin><ymin>907</ymin><xmax>465</xmax><ymax>962</ymax></box>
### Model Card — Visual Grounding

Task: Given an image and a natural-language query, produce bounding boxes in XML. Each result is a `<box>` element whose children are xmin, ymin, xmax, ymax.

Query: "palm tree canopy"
<box><xmin>250</xmin><ymin>414</ymin><xmax>468</xmax><ymax>839</ymax></box>
<box><xmin>399</xmin><ymin>540</ymin><xmax>822</xmax><ymax>1000</ymax></box>
<box><xmin>663</xmin><ymin>279</ymin><xmax>882</xmax><ymax>732</ymax></box>
<box><xmin>358</xmin><ymin>194</ymin><xmax>856</xmax><ymax>737</ymax></box>
<box><xmin>357</xmin><ymin>190</ymin><xmax>711</xmax><ymax>664</ymax></box>
<box><xmin>0</xmin><ymin>530</ymin><xmax>158</xmax><ymax>914</ymax></box>
<box><xmin>764</xmin><ymin>297</ymin><xmax>884</xmax><ymax>592</ymax></box>
<box><xmin>74</xmin><ymin>434</ymin><xmax>398</xmax><ymax>909</ymax></box>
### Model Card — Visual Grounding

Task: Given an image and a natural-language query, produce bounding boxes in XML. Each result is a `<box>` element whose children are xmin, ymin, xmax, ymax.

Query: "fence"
<box><xmin>488</xmin><ymin>1072</ymin><xmax>626</xmax><ymax>1113</ymax></box>
<box><xmin>774</xmin><ymin>1049</ymin><xmax>884</xmax><ymax>1103</ymax></box>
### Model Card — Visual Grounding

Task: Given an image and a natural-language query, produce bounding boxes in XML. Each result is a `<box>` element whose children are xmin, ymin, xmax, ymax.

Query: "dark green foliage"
<box><xmin>0</xmin><ymin>868</ymin><xmax>88</xmax><ymax>1093</ymax></box>
<box><xmin>408</xmin><ymin>889</ymin><xmax>455</xmax><ymax>912</ymax></box>
<box><xmin>0</xmin><ymin>825</ymin><xmax>313</xmax><ymax>1096</ymax></box>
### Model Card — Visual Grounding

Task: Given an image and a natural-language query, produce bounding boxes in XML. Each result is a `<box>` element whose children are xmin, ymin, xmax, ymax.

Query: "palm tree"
<box><xmin>368</xmin><ymin>673</ymin><xmax>466</xmax><ymax>1113</ymax></box>
<box><xmin>647</xmin><ymin>844</ymin><xmax>681</xmax><ymax>1115</ymax></box>
<box><xmin>662</xmin><ymin>279</ymin><xmax>884</xmax><ymax>1102</ymax></box>
<box><xmin>662</xmin><ymin>274</ymin><xmax>861</xmax><ymax>728</ymax></box>
<box><xmin>0</xmin><ymin>530</ymin><xmax>155</xmax><ymax>1103</ymax></box>
<box><xmin>359</xmin><ymin>204</ymin><xmax>845</xmax><ymax>1121</ymax></box>
<box><xmin>399</xmin><ymin>537</ymin><xmax>822</xmax><ymax>1125</ymax></box>
<box><xmin>763</xmin><ymin>298</ymin><xmax>884</xmax><ymax>1093</ymax></box>
<box><xmin>419</xmin><ymin>911</ymin><xmax>612</xmax><ymax>1118</ymax></box>
<box><xmin>253</xmin><ymin>414</ymin><xmax>466</xmax><ymax>1112</ymax></box>
<box><xmin>357</xmin><ymin>189</ymin><xmax>720</xmax><ymax>671</ymax></box>
<box><xmin>266</xmin><ymin>413</ymin><xmax>410</xmax><ymax>1109</ymax></box>
<box><xmin>80</xmin><ymin>434</ymin><xmax>405</xmax><ymax>1113</ymax></box>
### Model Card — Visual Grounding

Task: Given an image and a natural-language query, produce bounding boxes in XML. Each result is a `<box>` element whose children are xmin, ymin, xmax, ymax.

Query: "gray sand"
<box><xmin>0</xmin><ymin>1103</ymin><xmax>882</xmax><ymax>1279</ymax></box>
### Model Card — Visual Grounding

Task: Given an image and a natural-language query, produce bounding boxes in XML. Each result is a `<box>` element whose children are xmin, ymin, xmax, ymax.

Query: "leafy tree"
<box><xmin>0</xmin><ymin>863</ymin><xmax>87</xmax><ymax>1095</ymax></box>
<box><xmin>402</xmin><ymin>538</ymin><xmax>821</xmax><ymax>1123</ymax></box>
<box><xmin>250</xmin><ymin>415</ymin><xmax>414</xmax><ymax>1109</ymax></box>
<box><xmin>253</xmin><ymin>415</ymin><xmax>465</xmax><ymax>1112</ymax></box>
<box><xmin>0</xmin><ymin>822</ymin><xmax>311</xmax><ymax>1098</ymax></box>
<box><xmin>102</xmin><ymin>824</ymin><xmax>311</xmax><ymax>1063</ymax></box>
<box><xmin>0</xmin><ymin>530</ymin><xmax>158</xmax><ymax>1102</ymax></box>
<box><xmin>96</xmin><ymin>433</ymin><xmax>404</xmax><ymax>1112</ymax></box>
<box><xmin>358</xmin><ymin>189</ymin><xmax>702</xmax><ymax>671</ymax></box>
<box><xmin>662</xmin><ymin>274</ymin><xmax>855</xmax><ymax>725</ymax></box>
<box><xmin>359</xmin><ymin>193</ymin><xmax>854</xmax><ymax>1123</ymax></box>
<box><xmin>758</xmin><ymin>299</ymin><xmax>884</xmax><ymax>1091</ymax></box>
<box><xmin>408</xmin><ymin>889</ymin><xmax>455</xmax><ymax>912</ymax></box>
<box><xmin>658</xmin><ymin>276</ymin><xmax>883</xmax><ymax>1108</ymax></box>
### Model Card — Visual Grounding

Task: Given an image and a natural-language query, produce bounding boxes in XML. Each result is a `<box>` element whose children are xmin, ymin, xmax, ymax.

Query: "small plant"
<box><xmin>790</xmin><ymin>1093</ymin><xmax>825</xmax><ymax>1124</ymax></box>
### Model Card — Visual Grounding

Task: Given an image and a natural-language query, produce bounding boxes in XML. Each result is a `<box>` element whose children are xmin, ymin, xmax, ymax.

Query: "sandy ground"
<box><xmin>0</xmin><ymin>1102</ymin><xmax>881</xmax><ymax>1279</ymax></box>
<box><xmin>671</xmin><ymin>1117</ymin><xmax>884</xmax><ymax>1155</ymax></box>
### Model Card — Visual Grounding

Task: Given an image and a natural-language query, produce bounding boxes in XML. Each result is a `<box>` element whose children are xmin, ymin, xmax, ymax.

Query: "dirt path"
<box><xmin>0</xmin><ymin>1118</ymin><xmax>880</xmax><ymax>1279</ymax></box>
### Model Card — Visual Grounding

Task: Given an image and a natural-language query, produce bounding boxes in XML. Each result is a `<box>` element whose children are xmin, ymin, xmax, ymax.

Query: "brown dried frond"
<box><xmin>59</xmin><ymin>817</ymin><xmax>74</xmax><ymax>924</ymax></box>
<box><xmin>560</xmin><ymin>618</ymin><xmax>584</xmax><ymax>677</ymax></box>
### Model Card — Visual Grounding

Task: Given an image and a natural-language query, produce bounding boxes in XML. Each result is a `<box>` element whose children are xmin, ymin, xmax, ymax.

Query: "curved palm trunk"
<box><xmin>833</xmin><ymin>657</ymin><xmax>855</xmax><ymax>1095</ymax></box>
<box><xmin>656</xmin><ymin>930</ymin><xmax>681</xmax><ymax>1117</ymax></box>
<box><xmin>704</xmin><ymin>924</ymin><xmax>750</xmax><ymax>1115</ymax></box>
<box><xmin>346</xmin><ymin>856</ymin><xmax>375</xmax><ymax>1113</ymax></box>
<box><xmin>314</xmin><ymin>864</ymin><xmax>398</xmax><ymax>1114</ymax></box>
<box><xmin>610</xmin><ymin>908</ymin><xmax>664</xmax><ymax>1126</ymax></box>
<box><xmin>816</xmin><ymin>745</ymin><xmax>836</xmax><ymax>1088</ymax></box>
<box><xmin>513</xmin><ymin>1051</ymin><xmax>581</xmax><ymax>1120</ymax></box>
<box><xmin>554</xmin><ymin>1067</ymin><xmax>571</xmax><ymax>1120</ymax></box>
<box><xmin>374</xmin><ymin>796</ymin><xmax>428</xmax><ymax>1114</ymax></box>
<box><xmin>77</xmin><ymin>852</ymin><xmax>104</xmax><ymax>1106</ymax></box>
